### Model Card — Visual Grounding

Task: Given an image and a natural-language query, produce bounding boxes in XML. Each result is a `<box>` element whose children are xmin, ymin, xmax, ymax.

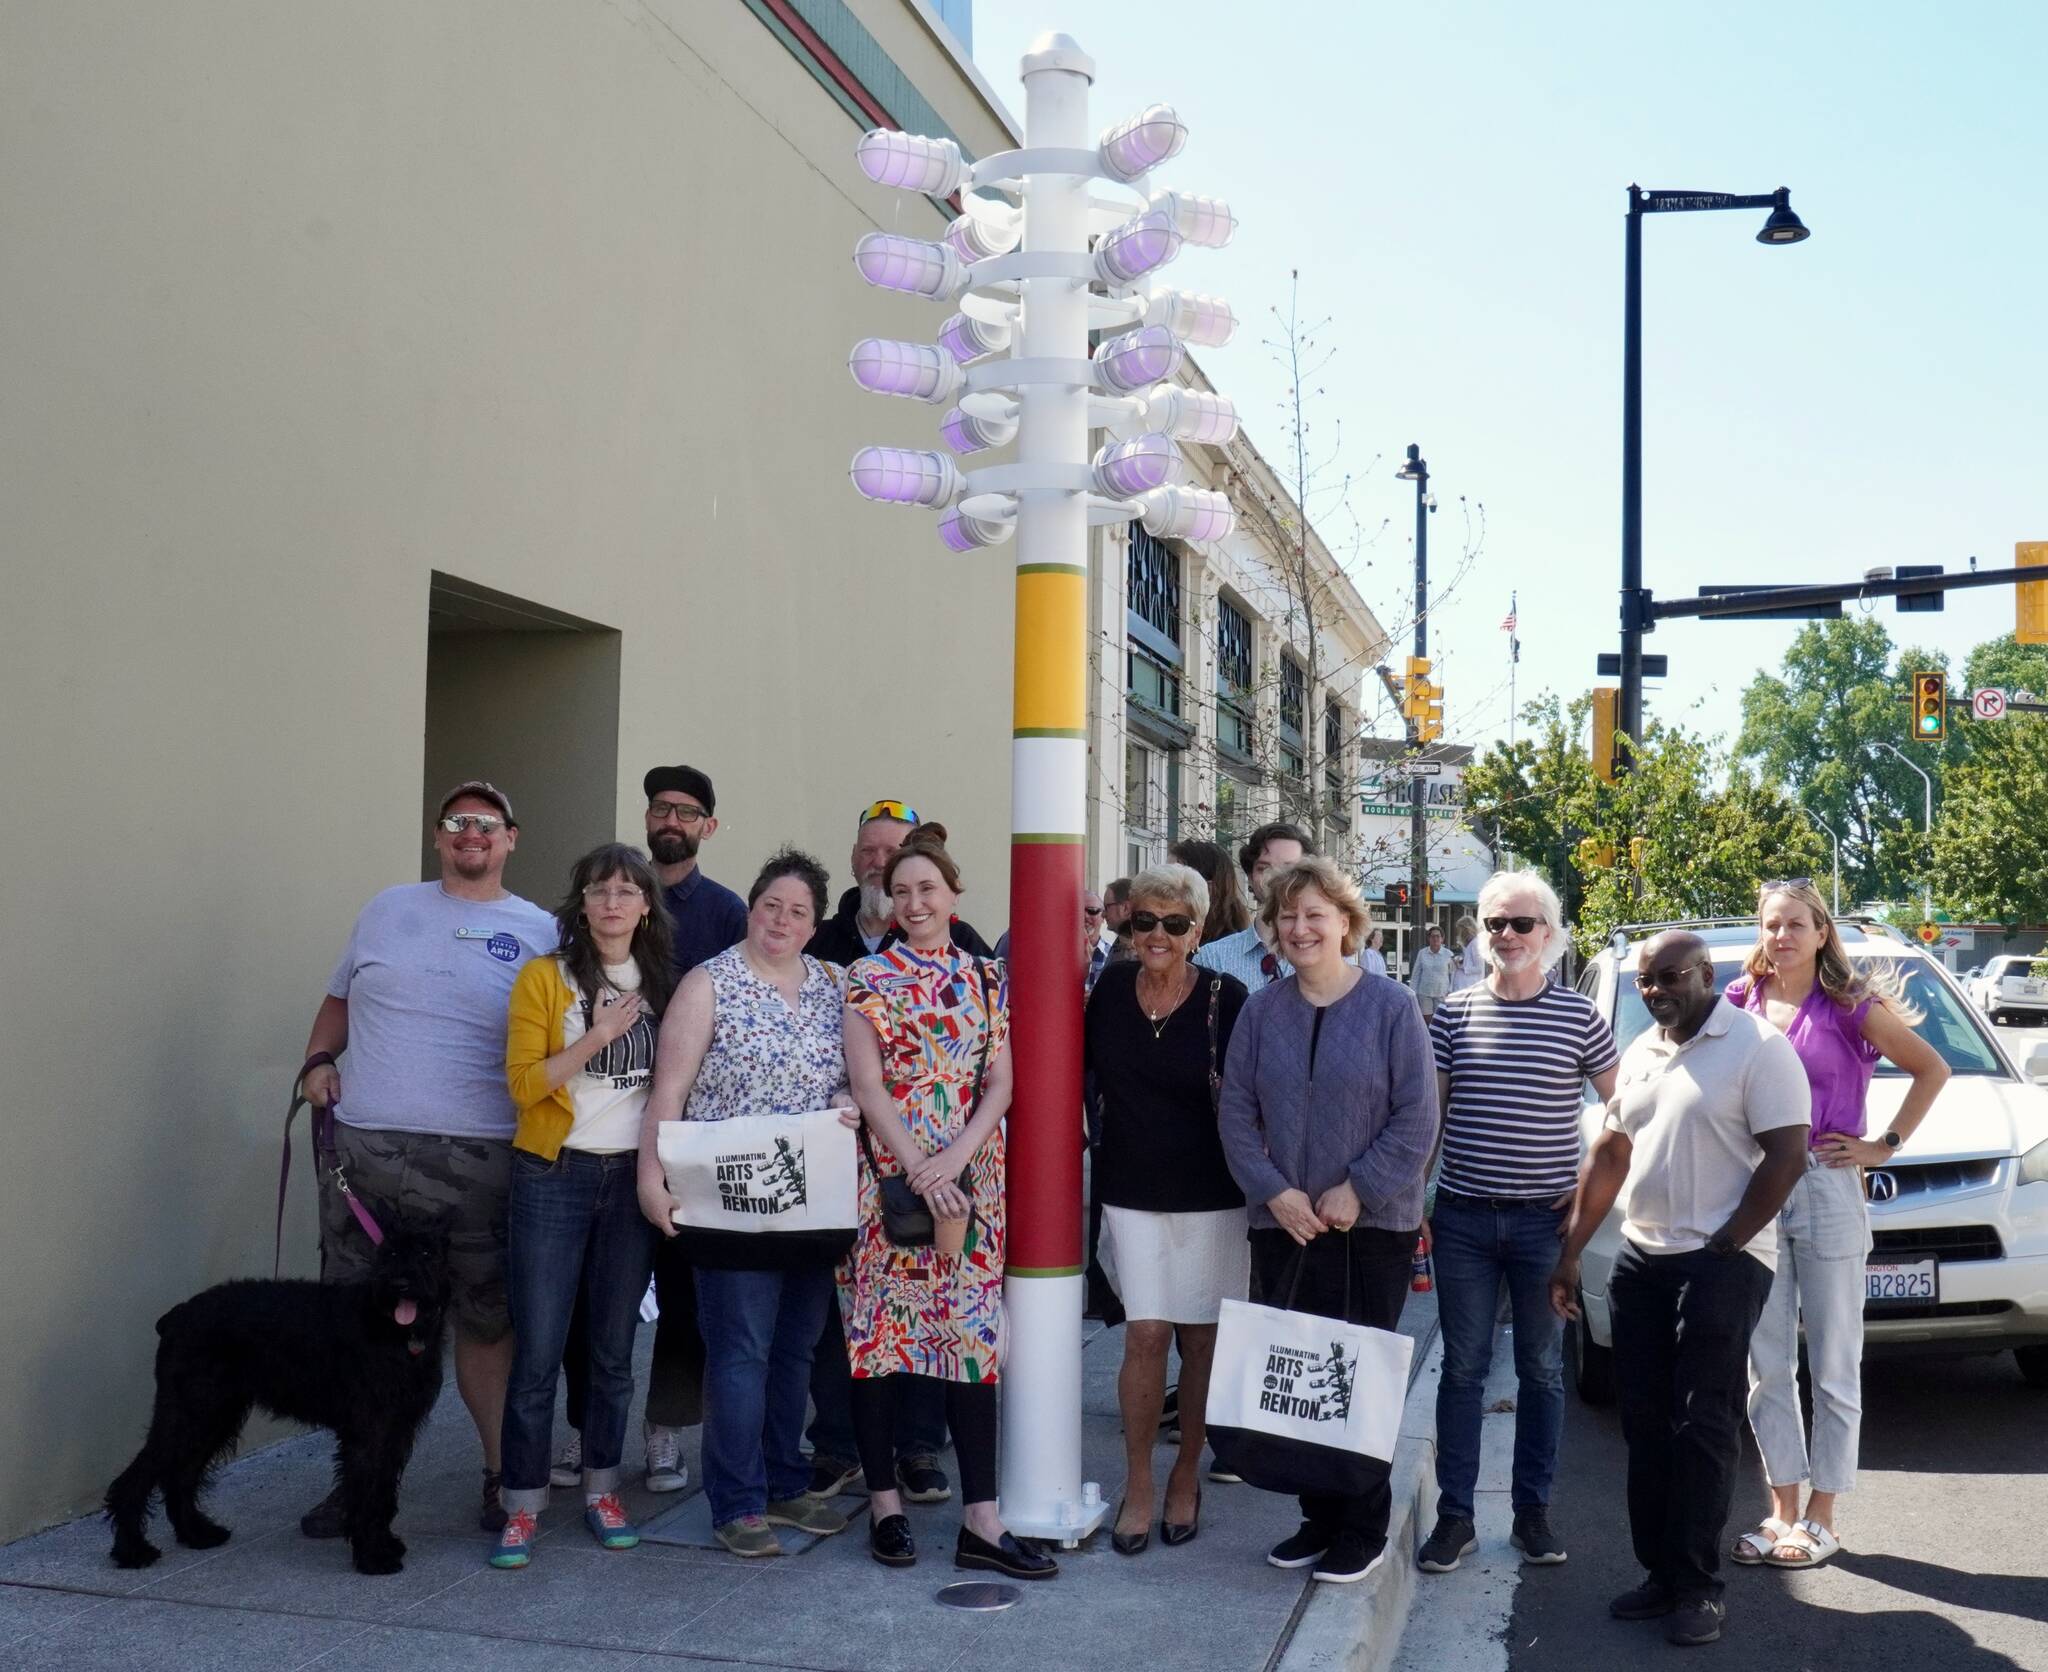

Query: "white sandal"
<box><xmin>1731</xmin><ymin>1516</ymin><xmax>1792</xmax><ymax>1565</ymax></box>
<box><xmin>1764</xmin><ymin>1517</ymin><xmax>1841</xmax><ymax>1569</ymax></box>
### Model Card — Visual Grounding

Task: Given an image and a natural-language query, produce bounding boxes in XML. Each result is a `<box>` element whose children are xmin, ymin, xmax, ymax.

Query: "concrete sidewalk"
<box><xmin>0</xmin><ymin>1296</ymin><xmax>1440</xmax><ymax>1671</ymax></box>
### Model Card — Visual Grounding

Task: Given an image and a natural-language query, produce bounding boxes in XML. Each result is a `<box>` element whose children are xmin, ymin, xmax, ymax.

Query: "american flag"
<box><xmin>1500</xmin><ymin>609</ymin><xmax>1517</xmax><ymax>632</ymax></box>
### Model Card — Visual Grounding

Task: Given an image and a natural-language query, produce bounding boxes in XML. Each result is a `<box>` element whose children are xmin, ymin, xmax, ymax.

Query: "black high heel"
<box><xmin>1161</xmin><ymin>1486</ymin><xmax>1202</xmax><ymax>1547</ymax></box>
<box><xmin>1111</xmin><ymin>1500</ymin><xmax>1150</xmax><ymax>1556</ymax></box>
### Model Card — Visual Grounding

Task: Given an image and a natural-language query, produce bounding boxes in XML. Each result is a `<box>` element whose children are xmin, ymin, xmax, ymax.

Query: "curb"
<box><xmin>1272</xmin><ymin>1322</ymin><xmax>1441</xmax><ymax>1672</ymax></box>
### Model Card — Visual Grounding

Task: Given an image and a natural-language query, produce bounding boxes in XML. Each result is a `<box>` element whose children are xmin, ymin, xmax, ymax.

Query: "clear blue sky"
<box><xmin>968</xmin><ymin>0</ymin><xmax>2047</xmax><ymax>761</ymax></box>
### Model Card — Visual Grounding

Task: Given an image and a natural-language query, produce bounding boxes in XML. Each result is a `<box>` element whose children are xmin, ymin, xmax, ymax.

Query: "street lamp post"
<box><xmin>1872</xmin><ymin>739</ymin><xmax>1934</xmax><ymax>918</ymax></box>
<box><xmin>845</xmin><ymin>34</ymin><xmax>1240</xmax><ymax>1545</ymax></box>
<box><xmin>1394</xmin><ymin>445</ymin><xmax>1434</xmax><ymax>950</ymax></box>
<box><xmin>1619</xmin><ymin>185</ymin><xmax>1809</xmax><ymax>764</ymax></box>
<box><xmin>1803</xmin><ymin>808</ymin><xmax>1843</xmax><ymax>915</ymax></box>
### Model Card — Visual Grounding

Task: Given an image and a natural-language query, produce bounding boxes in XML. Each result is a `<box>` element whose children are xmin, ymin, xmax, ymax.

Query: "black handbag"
<box><xmin>859</xmin><ymin>960</ymin><xmax>994</xmax><ymax>1248</ymax></box>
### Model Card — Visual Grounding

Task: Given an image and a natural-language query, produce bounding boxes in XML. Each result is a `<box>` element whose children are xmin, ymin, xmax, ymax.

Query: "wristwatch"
<box><xmin>1880</xmin><ymin>1130</ymin><xmax>1903</xmax><ymax>1150</ymax></box>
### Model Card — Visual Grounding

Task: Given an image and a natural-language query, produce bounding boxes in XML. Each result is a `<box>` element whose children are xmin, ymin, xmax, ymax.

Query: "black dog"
<box><xmin>106</xmin><ymin>1226</ymin><xmax>450</xmax><ymax>1575</ymax></box>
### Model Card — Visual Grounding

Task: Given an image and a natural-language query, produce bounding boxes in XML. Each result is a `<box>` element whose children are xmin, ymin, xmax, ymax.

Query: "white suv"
<box><xmin>1564</xmin><ymin>919</ymin><xmax>2048</xmax><ymax>1402</ymax></box>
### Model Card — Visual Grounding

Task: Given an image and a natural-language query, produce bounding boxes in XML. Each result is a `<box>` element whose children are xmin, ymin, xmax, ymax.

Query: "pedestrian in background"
<box><xmin>1448</xmin><ymin>916</ymin><xmax>1484</xmax><ymax>992</ymax></box>
<box><xmin>297</xmin><ymin>781</ymin><xmax>555</xmax><ymax>1542</ymax></box>
<box><xmin>1086</xmin><ymin>863</ymin><xmax>1249</xmax><ymax>1555</ymax></box>
<box><xmin>1417</xmin><ymin>872</ymin><xmax>1618</xmax><ymax>1576</ymax></box>
<box><xmin>1409</xmin><ymin>924</ymin><xmax>1456</xmax><ymax>1017</ymax></box>
<box><xmin>1551</xmin><ymin>930</ymin><xmax>1809</xmax><ymax>1647</ymax></box>
<box><xmin>1103</xmin><ymin>877</ymin><xmax>1136</xmax><ymax>960</ymax></box>
<box><xmin>840</xmin><ymin>826</ymin><xmax>1055</xmax><ymax>1580</ymax></box>
<box><xmin>1727</xmin><ymin>880</ymin><xmax>1948</xmax><ymax>1571</ymax></box>
<box><xmin>1361</xmin><ymin>925</ymin><xmax>1389</xmax><ymax>978</ymax></box>
<box><xmin>1218</xmin><ymin>858</ymin><xmax>1439</xmax><ymax>1585</ymax></box>
<box><xmin>1170</xmin><ymin>838</ymin><xmax>1253</xmax><ymax>947</ymax></box>
<box><xmin>494</xmin><ymin>843</ymin><xmax>672</xmax><ymax>1567</ymax></box>
<box><xmin>636</xmin><ymin>849</ymin><xmax>857</xmax><ymax>1559</ymax></box>
<box><xmin>1193</xmin><ymin>822</ymin><xmax>1314</xmax><ymax>992</ymax></box>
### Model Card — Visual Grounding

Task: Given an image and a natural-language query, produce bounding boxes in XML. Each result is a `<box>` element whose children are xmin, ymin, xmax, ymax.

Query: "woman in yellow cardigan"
<box><xmin>491</xmin><ymin>843</ymin><xmax>675</xmax><ymax>1569</ymax></box>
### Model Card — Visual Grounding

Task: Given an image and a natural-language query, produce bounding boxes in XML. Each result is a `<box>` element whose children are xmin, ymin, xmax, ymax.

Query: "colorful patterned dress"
<box><xmin>839</xmin><ymin>944</ymin><xmax>1008</xmax><ymax>1384</ymax></box>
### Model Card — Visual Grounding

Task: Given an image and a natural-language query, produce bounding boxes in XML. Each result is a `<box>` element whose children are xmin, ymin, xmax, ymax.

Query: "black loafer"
<box><xmin>1161</xmin><ymin>1486</ymin><xmax>1201</xmax><ymax>1547</ymax></box>
<box><xmin>869</xmin><ymin>1512</ymin><xmax>916</xmax><ymax>1568</ymax></box>
<box><xmin>956</xmin><ymin>1526</ymin><xmax>1058</xmax><ymax>1580</ymax></box>
<box><xmin>1110</xmin><ymin>1501</ymin><xmax>1149</xmax><ymax>1556</ymax></box>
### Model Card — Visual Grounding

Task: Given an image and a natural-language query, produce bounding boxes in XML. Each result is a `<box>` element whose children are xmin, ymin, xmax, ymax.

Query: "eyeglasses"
<box><xmin>582</xmin><ymin>883</ymin><xmax>647</xmax><ymax>904</ymax></box>
<box><xmin>1760</xmin><ymin>878</ymin><xmax>1814</xmax><ymax>895</ymax></box>
<box><xmin>439</xmin><ymin>814</ymin><xmax>504</xmax><ymax>835</ymax></box>
<box><xmin>1483</xmin><ymin>915</ymin><xmax>1541</xmax><ymax>935</ymax></box>
<box><xmin>647</xmin><ymin>800</ymin><xmax>708</xmax><ymax>825</ymax></box>
<box><xmin>1633</xmin><ymin>961</ymin><xmax>1711</xmax><ymax>990</ymax></box>
<box><xmin>859</xmin><ymin>799</ymin><xmax>921</xmax><ymax>828</ymax></box>
<box><xmin>1129</xmin><ymin>911</ymin><xmax>1196</xmax><ymax>936</ymax></box>
<box><xmin>1083</xmin><ymin>905</ymin><xmax>1105</xmax><ymax>918</ymax></box>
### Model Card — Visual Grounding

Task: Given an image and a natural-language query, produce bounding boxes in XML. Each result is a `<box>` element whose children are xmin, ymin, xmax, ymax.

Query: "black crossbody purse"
<box><xmin>858</xmin><ymin>960</ymin><xmax>996</xmax><ymax>1247</ymax></box>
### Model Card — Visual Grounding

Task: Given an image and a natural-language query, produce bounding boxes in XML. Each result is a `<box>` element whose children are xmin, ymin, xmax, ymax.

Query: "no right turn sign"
<box><xmin>1973</xmin><ymin>687</ymin><xmax>2007</xmax><ymax>720</ymax></box>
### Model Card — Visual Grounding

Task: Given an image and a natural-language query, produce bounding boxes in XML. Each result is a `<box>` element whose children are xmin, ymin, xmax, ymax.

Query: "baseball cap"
<box><xmin>644</xmin><ymin>765</ymin><xmax>716</xmax><ymax>816</ymax></box>
<box><xmin>437</xmin><ymin>780</ymin><xmax>516</xmax><ymax>826</ymax></box>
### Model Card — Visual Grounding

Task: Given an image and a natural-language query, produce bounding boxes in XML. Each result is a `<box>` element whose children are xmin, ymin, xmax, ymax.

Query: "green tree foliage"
<box><xmin>1735</xmin><ymin>618</ymin><xmax>1952</xmax><ymax>901</ymax></box>
<box><xmin>1934</xmin><ymin>717</ymin><xmax>2048</xmax><ymax>924</ymax></box>
<box><xmin>1463</xmin><ymin>702</ymin><xmax>1823</xmax><ymax>952</ymax></box>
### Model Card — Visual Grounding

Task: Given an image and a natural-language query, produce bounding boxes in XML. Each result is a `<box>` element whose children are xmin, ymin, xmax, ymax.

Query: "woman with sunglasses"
<box><xmin>494</xmin><ymin>844</ymin><xmax>674</xmax><ymax>1567</ymax></box>
<box><xmin>1084</xmin><ymin>864</ymin><xmax>1249</xmax><ymax>1555</ymax></box>
<box><xmin>1727</xmin><ymin>879</ymin><xmax>1948</xmax><ymax>1572</ymax></box>
<box><xmin>1415</xmin><ymin>871</ymin><xmax>1619</xmax><ymax>1575</ymax></box>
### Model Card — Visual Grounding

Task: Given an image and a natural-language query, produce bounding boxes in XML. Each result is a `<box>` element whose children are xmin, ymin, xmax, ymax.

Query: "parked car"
<box><xmin>1564</xmin><ymin>918</ymin><xmax>2048</xmax><ymax>1403</ymax></box>
<box><xmin>1974</xmin><ymin>953</ymin><xmax>2048</xmax><ymax>1026</ymax></box>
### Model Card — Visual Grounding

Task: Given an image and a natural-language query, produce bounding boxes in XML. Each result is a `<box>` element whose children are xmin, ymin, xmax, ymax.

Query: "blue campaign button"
<box><xmin>486</xmin><ymin>932</ymin><xmax>522</xmax><ymax>963</ymax></box>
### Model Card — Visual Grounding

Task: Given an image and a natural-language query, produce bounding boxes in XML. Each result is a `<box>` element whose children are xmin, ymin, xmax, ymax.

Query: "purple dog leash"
<box><xmin>275</xmin><ymin>1057</ymin><xmax>385</xmax><ymax>1278</ymax></box>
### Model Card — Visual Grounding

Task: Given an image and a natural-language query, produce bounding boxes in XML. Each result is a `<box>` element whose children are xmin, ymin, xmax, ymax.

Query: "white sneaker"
<box><xmin>549</xmin><ymin>1433</ymin><xmax>583</xmax><ymax>1489</ymax></box>
<box><xmin>644</xmin><ymin>1422</ymin><xmax>688</xmax><ymax>1493</ymax></box>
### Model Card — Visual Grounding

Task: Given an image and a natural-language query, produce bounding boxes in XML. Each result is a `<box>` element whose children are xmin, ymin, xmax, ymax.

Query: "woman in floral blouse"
<box><xmin>841</xmin><ymin>824</ymin><xmax>1055</xmax><ymax>1581</ymax></box>
<box><xmin>637</xmin><ymin>849</ymin><xmax>860</xmax><ymax>1560</ymax></box>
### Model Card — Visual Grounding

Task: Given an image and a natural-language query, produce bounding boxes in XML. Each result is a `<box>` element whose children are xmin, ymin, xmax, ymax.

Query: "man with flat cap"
<box><xmin>1550</xmin><ymin>931</ymin><xmax>1809</xmax><ymax>1647</ymax></box>
<box><xmin>551</xmin><ymin>766</ymin><xmax>746</xmax><ymax>1496</ymax></box>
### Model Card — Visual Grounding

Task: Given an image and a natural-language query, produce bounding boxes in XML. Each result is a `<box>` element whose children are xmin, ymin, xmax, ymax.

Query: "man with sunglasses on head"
<box><xmin>1192</xmin><ymin>822</ymin><xmax>1320</xmax><ymax>991</ymax></box>
<box><xmin>1550</xmin><ymin>930</ymin><xmax>1809</xmax><ymax>1648</ymax></box>
<box><xmin>1417</xmin><ymin>872</ymin><xmax>1619</xmax><ymax>1578</ymax></box>
<box><xmin>295</xmin><ymin>781</ymin><xmax>557</xmax><ymax>1540</ymax></box>
<box><xmin>549</xmin><ymin>767</ymin><xmax>744</xmax><ymax>1498</ymax></box>
<box><xmin>801</xmin><ymin>799</ymin><xmax>988</xmax><ymax>1507</ymax></box>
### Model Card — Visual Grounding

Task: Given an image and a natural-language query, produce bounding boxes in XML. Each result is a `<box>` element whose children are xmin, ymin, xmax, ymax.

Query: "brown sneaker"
<box><xmin>764</xmin><ymin>1496</ymin><xmax>848</xmax><ymax>1536</ymax></box>
<box><xmin>714</xmin><ymin>1515</ymin><xmax>783</xmax><ymax>1558</ymax></box>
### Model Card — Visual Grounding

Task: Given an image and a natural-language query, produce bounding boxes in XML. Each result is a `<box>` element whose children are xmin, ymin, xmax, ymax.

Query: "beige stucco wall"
<box><xmin>0</xmin><ymin>0</ymin><xmax>1016</xmax><ymax>1540</ymax></box>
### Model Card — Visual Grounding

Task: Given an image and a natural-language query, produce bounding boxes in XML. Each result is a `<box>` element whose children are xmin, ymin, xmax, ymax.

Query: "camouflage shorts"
<box><xmin>319</xmin><ymin>1123</ymin><xmax>512</xmax><ymax>1343</ymax></box>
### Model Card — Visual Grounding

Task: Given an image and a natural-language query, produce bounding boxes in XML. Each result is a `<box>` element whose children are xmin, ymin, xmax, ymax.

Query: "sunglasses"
<box><xmin>1083</xmin><ymin>905</ymin><xmax>1104</xmax><ymax>918</ymax></box>
<box><xmin>859</xmin><ymin>799</ymin><xmax>921</xmax><ymax>828</ymax></box>
<box><xmin>1129</xmin><ymin>911</ymin><xmax>1196</xmax><ymax>936</ymax></box>
<box><xmin>1633</xmin><ymin>961</ymin><xmax>1711</xmax><ymax>991</ymax></box>
<box><xmin>1483</xmin><ymin>915</ymin><xmax>1541</xmax><ymax>935</ymax></box>
<box><xmin>1761</xmin><ymin>877</ymin><xmax>1814</xmax><ymax>895</ymax></box>
<box><xmin>439</xmin><ymin>814</ymin><xmax>505</xmax><ymax>835</ymax></box>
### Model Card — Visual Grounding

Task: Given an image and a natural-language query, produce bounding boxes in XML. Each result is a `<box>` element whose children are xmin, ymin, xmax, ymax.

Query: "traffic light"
<box><xmin>1590</xmin><ymin>687</ymin><xmax>1619</xmax><ymax>782</ymax></box>
<box><xmin>1383</xmin><ymin>882</ymin><xmax>1410</xmax><ymax>909</ymax></box>
<box><xmin>2020</xmin><ymin>541</ymin><xmax>2048</xmax><ymax>647</ymax></box>
<box><xmin>1401</xmin><ymin>657</ymin><xmax>1445</xmax><ymax>744</ymax></box>
<box><xmin>1629</xmin><ymin>837</ymin><xmax>1650</xmax><ymax>870</ymax></box>
<box><xmin>1911</xmin><ymin>671</ymin><xmax>1946</xmax><ymax>741</ymax></box>
<box><xmin>1576</xmin><ymin>837</ymin><xmax>1616</xmax><ymax>869</ymax></box>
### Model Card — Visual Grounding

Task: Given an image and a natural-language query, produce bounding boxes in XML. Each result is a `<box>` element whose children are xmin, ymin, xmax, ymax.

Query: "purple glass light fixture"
<box><xmin>849</xmin><ymin>446</ymin><xmax>962</xmax><ymax>507</ymax></box>
<box><xmin>855</xmin><ymin>129</ymin><xmax>967</xmax><ymax>198</ymax></box>
<box><xmin>941</xmin><ymin>404</ymin><xmax>1017</xmax><ymax>455</ymax></box>
<box><xmin>938</xmin><ymin>311</ymin><xmax>1012</xmax><ymax>365</ymax></box>
<box><xmin>854</xmin><ymin>233</ymin><xmax>964</xmax><ymax>300</ymax></box>
<box><xmin>938</xmin><ymin>503</ymin><xmax>1010</xmax><ymax>552</ymax></box>
<box><xmin>945</xmin><ymin>208</ymin><xmax>1021</xmax><ymax>264</ymax></box>
<box><xmin>1145</xmin><ymin>386</ymin><xmax>1239</xmax><ymax>446</ymax></box>
<box><xmin>847</xmin><ymin>338</ymin><xmax>963</xmax><ymax>404</ymax></box>
<box><xmin>1093</xmin><ymin>433</ymin><xmax>1188</xmax><ymax>498</ymax></box>
<box><xmin>1097</xmin><ymin>104</ymin><xmax>1188</xmax><ymax>182</ymax></box>
<box><xmin>1145</xmin><ymin>290</ymin><xmax>1237</xmax><ymax>348</ymax></box>
<box><xmin>1148</xmin><ymin>190</ymin><xmax>1238</xmax><ymax>250</ymax></box>
<box><xmin>1138</xmin><ymin>485</ymin><xmax>1234</xmax><ymax>544</ymax></box>
<box><xmin>1094</xmin><ymin>325</ymin><xmax>1186</xmax><ymax>392</ymax></box>
<box><xmin>1093</xmin><ymin>209</ymin><xmax>1184</xmax><ymax>288</ymax></box>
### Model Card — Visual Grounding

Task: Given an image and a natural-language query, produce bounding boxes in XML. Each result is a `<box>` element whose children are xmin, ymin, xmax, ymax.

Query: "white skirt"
<box><xmin>1100</xmin><ymin>1205</ymin><xmax>1251</xmax><ymax>1325</ymax></box>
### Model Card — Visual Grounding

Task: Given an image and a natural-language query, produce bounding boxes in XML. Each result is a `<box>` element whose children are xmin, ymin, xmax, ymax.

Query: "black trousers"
<box><xmin>565</xmin><ymin>1232</ymin><xmax>705</xmax><ymax>1431</ymax></box>
<box><xmin>1248</xmin><ymin>1225</ymin><xmax>1414</xmax><ymax>1546</ymax></box>
<box><xmin>852</xmin><ymin>1374</ymin><xmax>998</xmax><ymax>1504</ymax></box>
<box><xmin>1609</xmin><ymin>1239</ymin><xmax>1774</xmax><ymax>1601</ymax></box>
<box><xmin>806</xmin><ymin>1293</ymin><xmax>947</xmax><ymax>1464</ymax></box>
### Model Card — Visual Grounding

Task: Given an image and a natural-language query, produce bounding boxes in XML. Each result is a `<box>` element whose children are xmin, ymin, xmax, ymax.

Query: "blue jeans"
<box><xmin>1431</xmin><ymin>1190</ymin><xmax>1567</xmax><ymax>1521</ymax></box>
<box><xmin>501</xmin><ymin>1149</ymin><xmax>657</xmax><ymax>1512</ymax></box>
<box><xmin>697</xmin><ymin>1263</ymin><xmax>836</xmax><ymax>1525</ymax></box>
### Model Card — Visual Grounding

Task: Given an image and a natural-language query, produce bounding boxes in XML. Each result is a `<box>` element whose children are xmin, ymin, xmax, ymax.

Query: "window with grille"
<box><xmin>1216</xmin><ymin>597</ymin><xmax>1255</xmax><ymax>760</ymax></box>
<box><xmin>1324</xmin><ymin>703</ymin><xmax>1347</xmax><ymax>817</ymax></box>
<box><xmin>1127</xmin><ymin>527</ymin><xmax>1182</xmax><ymax>650</ymax></box>
<box><xmin>1127</xmin><ymin>649</ymin><xmax>1181</xmax><ymax>718</ymax></box>
<box><xmin>1279</xmin><ymin>656</ymin><xmax>1305</xmax><ymax>746</ymax></box>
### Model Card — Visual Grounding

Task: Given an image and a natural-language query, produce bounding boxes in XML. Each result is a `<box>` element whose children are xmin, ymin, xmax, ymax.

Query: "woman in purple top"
<box><xmin>1727</xmin><ymin>880</ymin><xmax>1948</xmax><ymax>1571</ymax></box>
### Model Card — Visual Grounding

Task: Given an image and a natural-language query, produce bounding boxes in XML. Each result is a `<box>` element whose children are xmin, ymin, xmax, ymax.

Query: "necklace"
<box><xmin>1136</xmin><ymin>967</ymin><xmax>1192</xmax><ymax>1039</ymax></box>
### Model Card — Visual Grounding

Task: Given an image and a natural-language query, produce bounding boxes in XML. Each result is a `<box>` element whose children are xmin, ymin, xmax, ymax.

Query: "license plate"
<box><xmin>1865</xmin><ymin>1259</ymin><xmax>1938</xmax><ymax>1305</ymax></box>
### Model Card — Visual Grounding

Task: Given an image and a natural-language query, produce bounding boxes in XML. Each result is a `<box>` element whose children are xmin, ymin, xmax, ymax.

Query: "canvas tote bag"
<box><xmin>657</xmin><ymin>1108</ymin><xmax>858</xmax><ymax>1269</ymax></box>
<box><xmin>1206</xmin><ymin>1243</ymin><xmax>1414</xmax><ymax>1498</ymax></box>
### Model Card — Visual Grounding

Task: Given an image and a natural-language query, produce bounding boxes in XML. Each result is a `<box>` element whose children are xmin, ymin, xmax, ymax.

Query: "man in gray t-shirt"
<box><xmin>296</xmin><ymin>781</ymin><xmax>555</xmax><ymax>1539</ymax></box>
<box><xmin>1549</xmin><ymin>931</ymin><xmax>1807</xmax><ymax>1648</ymax></box>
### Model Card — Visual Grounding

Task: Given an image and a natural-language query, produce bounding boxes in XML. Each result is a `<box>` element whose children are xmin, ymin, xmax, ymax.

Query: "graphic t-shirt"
<box><xmin>560</xmin><ymin>958</ymin><xmax>657</xmax><ymax>1154</ymax></box>
<box><xmin>327</xmin><ymin>882</ymin><xmax>556</xmax><ymax>1140</ymax></box>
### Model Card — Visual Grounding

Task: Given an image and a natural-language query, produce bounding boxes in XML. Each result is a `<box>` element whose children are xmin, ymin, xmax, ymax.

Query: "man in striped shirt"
<box><xmin>1415</xmin><ymin>872</ymin><xmax>1619</xmax><ymax>1576</ymax></box>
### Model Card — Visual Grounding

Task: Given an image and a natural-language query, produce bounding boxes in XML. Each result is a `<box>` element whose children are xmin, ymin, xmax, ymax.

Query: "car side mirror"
<box><xmin>2027</xmin><ymin>1046</ymin><xmax>2048</xmax><ymax>1086</ymax></box>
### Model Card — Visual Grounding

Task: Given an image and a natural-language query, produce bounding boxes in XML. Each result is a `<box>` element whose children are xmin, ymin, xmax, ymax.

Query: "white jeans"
<box><xmin>1745</xmin><ymin>1155</ymin><xmax>1872</xmax><ymax>1494</ymax></box>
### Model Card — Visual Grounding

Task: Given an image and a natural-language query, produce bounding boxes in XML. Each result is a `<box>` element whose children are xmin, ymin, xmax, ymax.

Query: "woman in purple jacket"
<box><xmin>1728</xmin><ymin>880</ymin><xmax>1948</xmax><ymax>1571</ymax></box>
<box><xmin>1217</xmin><ymin>858</ymin><xmax>1440</xmax><ymax>1587</ymax></box>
